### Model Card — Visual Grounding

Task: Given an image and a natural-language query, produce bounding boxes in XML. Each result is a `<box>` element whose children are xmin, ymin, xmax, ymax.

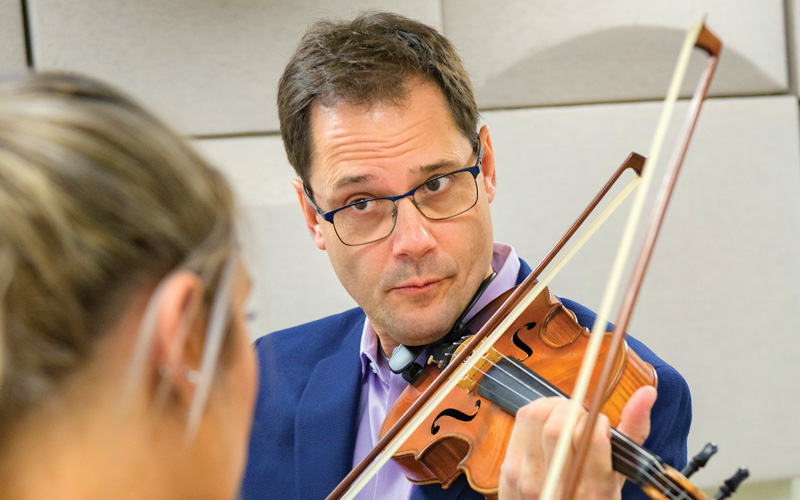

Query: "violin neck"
<box><xmin>476</xmin><ymin>356</ymin><xmax>674</xmax><ymax>493</ymax></box>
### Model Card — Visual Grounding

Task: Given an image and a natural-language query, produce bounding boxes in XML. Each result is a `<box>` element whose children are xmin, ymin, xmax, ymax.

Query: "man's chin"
<box><xmin>383</xmin><ymin>315</ymin><xmax>457</xmax><ymax>348</ymax></box>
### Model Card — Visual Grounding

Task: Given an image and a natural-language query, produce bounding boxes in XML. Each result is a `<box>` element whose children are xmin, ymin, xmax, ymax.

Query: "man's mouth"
<box><xmin>391</xmin><ymin>278</ymin><xmax>442</xmax><ymax>294</ymax></box>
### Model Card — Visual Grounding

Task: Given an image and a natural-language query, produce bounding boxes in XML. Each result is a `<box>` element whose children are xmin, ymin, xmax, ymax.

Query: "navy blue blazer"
<box><xmin>241</xmin><ymin>259</ymin><xmax>692</xmax><ymax>500</ymax></box>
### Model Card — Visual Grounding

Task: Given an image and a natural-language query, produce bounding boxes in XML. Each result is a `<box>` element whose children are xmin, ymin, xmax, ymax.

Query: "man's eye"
<box><xmin>425</xmin><ymin>176</ymin><xmax>450</xmax><ymax>192</ymax></box>
<box><xmin>350</xmin><ymin>199</ymin><xmax>372</xmax><ymax>211</ymax></box>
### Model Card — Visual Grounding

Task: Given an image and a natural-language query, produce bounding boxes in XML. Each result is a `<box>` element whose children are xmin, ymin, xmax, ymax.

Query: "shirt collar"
<box><xmin>358</xmin><ymin>320</ymin><xmax>390</xmax><ymax>384</ymax></box>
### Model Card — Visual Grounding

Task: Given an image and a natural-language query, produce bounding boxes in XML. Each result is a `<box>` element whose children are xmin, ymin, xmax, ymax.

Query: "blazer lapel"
<box><xmin>516</xmin><ymin>257</ymin><xmax>532</xmax><ymax>285</ymax></box>
<box><xmin>294</xmin><ymin>322</ymin><xmax>363</xmax><ymax>500</ymax></box>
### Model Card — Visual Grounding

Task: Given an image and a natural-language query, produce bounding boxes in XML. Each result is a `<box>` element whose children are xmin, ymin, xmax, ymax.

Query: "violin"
<box><xmin>381</xmin><ymin>284</ymin><xmax>661</xmax><ymax>499</ymax></box>
<box><xmin>326</xmin><ymin>18</ymin><xmax>748</xmax><ymax>500</ymax></box>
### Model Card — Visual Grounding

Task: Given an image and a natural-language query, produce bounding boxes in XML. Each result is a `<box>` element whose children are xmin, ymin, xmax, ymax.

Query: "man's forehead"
<box><xmin>305</xmin><ymin>80</ymin><xmax>470</xmax><ymax>195</ymax></box>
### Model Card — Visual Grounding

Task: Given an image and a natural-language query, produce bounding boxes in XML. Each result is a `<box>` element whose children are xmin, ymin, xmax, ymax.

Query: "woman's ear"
<box><xmin>152</xmin><ymin>271</ymin><xmax>205</xmax><ymax>405</ymax></box>
<box><xmin>292</xmin><ymin>178</ymin><xmax>327</xmax><ymax>250</ymax></box>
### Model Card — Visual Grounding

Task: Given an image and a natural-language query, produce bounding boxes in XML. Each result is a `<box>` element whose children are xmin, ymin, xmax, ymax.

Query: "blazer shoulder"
<box><xmin>254</xmin><ymin>307</ymin><xmax>365</xmax><ymax>357</ymax></box>
<box><xmin>250</xmin><ymin>307</ymin><xmax>365</xmax><ymax>402</ymax></box>
<box><xmin>243</xmin><ymin>307</ymin><xmax>367</xmax><ymax>500</ymax></box>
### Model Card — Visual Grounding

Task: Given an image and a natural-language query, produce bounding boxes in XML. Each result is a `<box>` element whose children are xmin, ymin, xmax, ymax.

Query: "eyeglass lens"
<box><xmin>332</xmin><ymin>168</ymin><xmax>478</xmax><ymax>245</ymax></box>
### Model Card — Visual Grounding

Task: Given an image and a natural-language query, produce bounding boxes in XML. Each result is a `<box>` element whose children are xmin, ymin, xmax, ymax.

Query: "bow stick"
<box><xmin>539</xmin><ymin>16</ymin><xmax>722</xmax><ymax>500</ymax></box>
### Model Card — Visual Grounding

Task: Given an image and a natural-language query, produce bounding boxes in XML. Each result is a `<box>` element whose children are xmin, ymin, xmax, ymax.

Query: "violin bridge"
<box><xmin>457</xmin><ymin>348</ymin><xmax>502</xmax><ymax>393</ymax></box>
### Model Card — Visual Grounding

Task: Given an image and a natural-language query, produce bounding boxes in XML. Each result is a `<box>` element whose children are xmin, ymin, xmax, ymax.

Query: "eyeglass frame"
<box><xmin>303</xmin><ymin>137</ymin><xmax>484</xmax><ymax>246</ymax></box>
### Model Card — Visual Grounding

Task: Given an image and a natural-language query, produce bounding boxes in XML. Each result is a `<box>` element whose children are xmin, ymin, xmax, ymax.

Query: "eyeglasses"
<box><xmin>304</xmin><ymin>139</ymin><xmax>483</xmax><ymax>246</ymax></box>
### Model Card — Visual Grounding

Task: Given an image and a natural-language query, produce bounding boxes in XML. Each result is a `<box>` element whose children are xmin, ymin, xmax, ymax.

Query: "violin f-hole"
<box><xmin>430</xmin><ymin>400</ymin><xmax>481</xmax><ymax>435</ymax></box>
<box><xmin>511</xmin><ymin>322</ymin><xmax>536</xmax><ymax>361</ymax></box>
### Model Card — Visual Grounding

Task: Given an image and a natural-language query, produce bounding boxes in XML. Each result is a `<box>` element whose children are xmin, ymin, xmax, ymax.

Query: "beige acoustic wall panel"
<box><xmin>193</xmin><ymin>135</ymin><xmax>356</xmax><ymax>339</ymax></box>
<box><xmin>27</xmin><ymin>0</ymin><xmax>441</xmax><ymax>136</ymax></box>
<box><xmin>443</xmin><ymin>1</ymin><xmax>787</xmax><ymax>109</ymax></box>
<box><xmin>0</xmin><ymin>0</ymin><xmax>27</xmax><ymax>78</ymax></box>
<box><xmin>483</xmin><ymin>95</ymin><xmax>800</xmax><ymax>487</ymax></box>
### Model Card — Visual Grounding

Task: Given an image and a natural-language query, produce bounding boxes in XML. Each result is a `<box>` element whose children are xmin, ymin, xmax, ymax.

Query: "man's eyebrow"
<box><xmin>331</xmin><ymin>158</ymin><xmax>464</xmax><ymax>192</ymax></box>
<box><xmin>332</xmin><ymin>173</ymin><xmax>375</xmax><ymax>191</ymax></box>
<box><xmin>418</xmin><ymin>159</ymin><xmax>462</xmax><ymax>175</ymax></box>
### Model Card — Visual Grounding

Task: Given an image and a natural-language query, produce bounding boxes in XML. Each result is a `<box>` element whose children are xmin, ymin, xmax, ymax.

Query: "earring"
<box><xmin>153</xmin><ymin>365</ymin><xmax>201</xmax><ymax>414</ymax></box>
<box><xmin>158</xmin><ymin>365</ymin><xmax>200</xmax><ymax>384</ymax></box>
<box><xmin>182</xmin><ymin>366</ymin><xmax>201</xmax><ymax>385</ymax></box>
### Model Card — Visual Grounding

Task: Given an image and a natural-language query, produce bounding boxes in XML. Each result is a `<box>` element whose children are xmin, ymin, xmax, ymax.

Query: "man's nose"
<box><xmin>390</xmin><ymin>197</ymin><xmax>435</xmax><ymax>258</ymax></box>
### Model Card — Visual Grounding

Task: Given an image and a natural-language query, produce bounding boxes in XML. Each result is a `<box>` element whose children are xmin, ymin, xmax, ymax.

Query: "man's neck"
<box><xmin>375</xmin><ymin>328</ymin><xmax>401</xmax><ymax>358</ymax></box>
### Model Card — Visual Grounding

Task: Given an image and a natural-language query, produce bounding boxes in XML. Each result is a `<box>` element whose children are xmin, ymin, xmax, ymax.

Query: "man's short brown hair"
<box><xmin>277</xmin><ymin>11</ymin><xmax>479</xmax><ymax>188</ymax></box>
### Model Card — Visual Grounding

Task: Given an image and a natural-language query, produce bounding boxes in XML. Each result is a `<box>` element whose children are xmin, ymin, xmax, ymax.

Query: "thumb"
<box><xmin>617</xmin><ymin>385</ymin><xmax>657</xmax><ymax>445</ymax></box>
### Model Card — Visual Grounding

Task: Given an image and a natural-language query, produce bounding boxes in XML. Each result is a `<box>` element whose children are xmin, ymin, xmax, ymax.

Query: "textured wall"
<box><xmin>0</xmin><ymin>0</ymin><xmax>26</xmax><ymax>78</ymax></box>
<box><xmin>3</xmin><ymin>1</ymin><xmax>799</xmax><ymax>498</ymax></box>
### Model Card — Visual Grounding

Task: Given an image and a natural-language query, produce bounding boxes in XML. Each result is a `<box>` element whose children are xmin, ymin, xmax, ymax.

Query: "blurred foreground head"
<box><xmin>0</xmin><ymin>72</ymin><xmax>256</xmax><ymax>500</ymax></box>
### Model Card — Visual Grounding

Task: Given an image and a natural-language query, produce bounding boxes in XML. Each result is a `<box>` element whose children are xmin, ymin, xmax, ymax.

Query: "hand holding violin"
<box><xmin>499</xmin><ymin>387</ymin><xmax>657</xmax><ymax>500</ymax></box>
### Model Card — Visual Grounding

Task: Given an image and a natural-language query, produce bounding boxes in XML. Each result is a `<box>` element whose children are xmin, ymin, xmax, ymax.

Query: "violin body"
<box><xmin>380</xmin><ymin>285</ymin><xmax>657</xmax><ymax>497</ymax></box>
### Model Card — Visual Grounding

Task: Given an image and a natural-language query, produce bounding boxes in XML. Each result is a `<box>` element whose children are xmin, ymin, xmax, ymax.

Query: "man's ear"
<box><xmin>292</xmin><ymin>178</ymin><xmax>327</xmax><ymax>250</ymax></box>
<box><xmin>153</xmin><ymin>271</ymin><xmax>204</xmax><ymax>404</ymax></box>
<box><xmin>478</xmin><ymin>125</ymin><xmax>497</xmax><ymax>204</ymax></box>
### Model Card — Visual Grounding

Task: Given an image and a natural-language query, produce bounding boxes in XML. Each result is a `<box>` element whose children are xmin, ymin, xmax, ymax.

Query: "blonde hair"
<box><xmin>0</xmin><ymin>73</ymin><xmax>237</xmax><ymax>435</ymax></box>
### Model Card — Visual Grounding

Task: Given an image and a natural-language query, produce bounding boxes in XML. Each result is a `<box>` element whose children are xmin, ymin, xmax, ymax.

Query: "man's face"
<box><xmin>295</xmin><ymin>79</ymin><xmax>497</xmax><ymax>355</ymax></box>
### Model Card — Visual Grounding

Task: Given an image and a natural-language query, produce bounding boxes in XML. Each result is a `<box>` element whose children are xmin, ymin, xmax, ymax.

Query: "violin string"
<box><xmin>465</xmin><ymin>354</ymin><xmax>691</xmax><ymax>500</ymax></box>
